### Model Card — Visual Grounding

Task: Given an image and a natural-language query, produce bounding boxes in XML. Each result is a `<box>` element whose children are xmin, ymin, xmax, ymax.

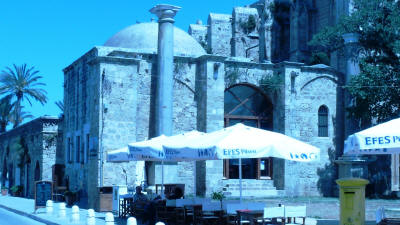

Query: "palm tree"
<box><xmin>55</xmin><ymin>100</ymin><xmax>64</xmax><ymax>112</ymax></box>
<box><xmin>55</xmin><ymin>100</ymin><xmax>64</xmax><ymax>119</ymax></box>
<box><xmin>0</xmin><ymin>95</ymin><xmax>14</xmax><ymax>132</ymax></box>
<box><xmin>9</xmin><ymin>106</ymin><xmax>33</xmax><ymax>128</ymax></box>
<box><xmin>0</xmin><ymin>64</ymin><xmax>47</xmax><ymax>127</ymax></box>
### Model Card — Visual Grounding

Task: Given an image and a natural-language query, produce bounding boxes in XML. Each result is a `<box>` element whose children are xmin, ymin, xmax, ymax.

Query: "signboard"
<box><xmin>34</xmin><ymin>181</ymin><xmax>53</xmax><ymax>211</ymax></box>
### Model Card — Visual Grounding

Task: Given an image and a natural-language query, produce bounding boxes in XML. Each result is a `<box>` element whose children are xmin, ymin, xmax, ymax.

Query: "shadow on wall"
<box><xmin>366</xmin><ymin>155</ymin><xmax>398</xmax><ymax>199</ymax></box>
<box><xmin>317</xmin><ymin>150</ymin><xmax>398</xmax><ymax>199</ymax></box>
<box><xmin>317</xmin><ymin>148</ymin><xmax>338</xmax><ymax>197</ymax></box>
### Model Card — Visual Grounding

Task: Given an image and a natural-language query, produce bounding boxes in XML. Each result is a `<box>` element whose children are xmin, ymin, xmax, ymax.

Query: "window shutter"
<box><xmin>223</xmin><ymin>159</ymin><xmax>229</xmax><ymax>178</ymax></box>
<box><xmin>391</xmin><ymin>154</ymin><xmax>399</xmax><ymax>191</ymax></box>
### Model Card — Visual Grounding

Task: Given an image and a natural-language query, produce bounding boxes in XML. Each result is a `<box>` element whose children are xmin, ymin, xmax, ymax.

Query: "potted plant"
<box><xmin>64</xmin><ymin>190</ymin><xmax>77</xmax><ymax>206</ymax></box>
<box><xmin>10</xmin><ymin>185</ymin><xmax>23</xmax><ymax>197</ymax></box>
<box><xmin>211</xmin><ymin>190</ymin><xmax>226</xmax><ymax>211</ymax></box>
<box><xmin>1</xmin><ymin>186</ymin><xmax>8</xmax><ymax>196</ymax></box>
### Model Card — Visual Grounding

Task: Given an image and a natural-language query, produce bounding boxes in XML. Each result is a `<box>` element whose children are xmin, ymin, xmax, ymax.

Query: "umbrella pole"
<box><xmin>161</xmin><ymin>160</ymin><xmax>165</xmax><ymax>199</ymax></box>
<box><xmin>239</xmin><ymin>158</ymin><xmax>242</xmax><ymax>203</ymax></box>
<box><xmin>194</xmin><ymin>161</ymin><xmax>196</xmax><ymax>197</ymax></box>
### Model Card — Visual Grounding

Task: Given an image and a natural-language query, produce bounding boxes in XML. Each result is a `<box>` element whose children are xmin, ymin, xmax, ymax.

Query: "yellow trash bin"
<box><xmin>336</xmin><ymin>178</ymin><xmax>369</xmax><ymax>225</ymax></box>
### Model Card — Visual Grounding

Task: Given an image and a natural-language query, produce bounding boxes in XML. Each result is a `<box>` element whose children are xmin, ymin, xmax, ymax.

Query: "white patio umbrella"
<box><xmin>163</xmin><ymin>123</ymin><xmax>320</xmax><ymax>201</ymax></box>
<box><xmin>106</xmin><ymin>147</ymin><xmax>130</xmax><ymax>161</ymax></box>
<box><xmin>344</xmin><ymin>117</ymin><xmax>400</xmax><ymax>155</ymax></box>
<box><xmin>107</xmin><ymin>130</ymin><xmax>206</xmax><ymax>197</ymax></box>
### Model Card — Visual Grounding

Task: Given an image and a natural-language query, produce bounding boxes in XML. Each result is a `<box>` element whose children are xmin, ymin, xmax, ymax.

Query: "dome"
<box><xmin>104</xmin><ymin>22</ymin><xmax>206</xmax><ymax>57</ymax></box>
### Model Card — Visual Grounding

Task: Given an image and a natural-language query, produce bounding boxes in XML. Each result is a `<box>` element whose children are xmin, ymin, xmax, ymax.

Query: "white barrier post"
<box><xmin>127</xmin><ymin>217</ymin><xmax>137</xmax><ymax>225</ymax></box>
<box><xmin>105</xmin><ymin>212</ymin><xmax>114</xmax><ymax>225</ymax></box>
<box><xmin>155</xmin><ymin>222</ymin><xmax>166</xmax><ymax>225</ymax></box>
<box><xmin>46</xmin><ymin>200</ymin><xmax>53</xmax><ymax>214</ymax></box>
<box><xmin>58</xmin><ymin>202</ymin><xmax>66</xmax><ymax>218</ymax></box>
<box><xmin>71</xmin><ymin>205</ymin><xmax>80</xmax><ymax>223</ymax></box>
<box><xmin>86</xmin><ymin>209</ymin><xmax>95</xmax><ymax>225</ymax></box>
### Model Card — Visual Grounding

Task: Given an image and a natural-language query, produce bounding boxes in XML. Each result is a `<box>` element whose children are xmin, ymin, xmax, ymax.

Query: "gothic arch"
<box><xmin>34</xmin><ymin>161</ymin><xmax>40</xmax><ymax>182</ymax></box>
<box><xmin>224</xmin><ymin>83</ymin><xmax>274</xmax><ymax>179</ymax></box>
<box><xmin>2</xmin><ymin>158</ymin><xmax>7</xmax><ymax>187</ymax></box>
<box><xmin>318</xmin><ymin>105</ymin><xmax>329</xmax><ymax>137</ymax></box>
<box><xmin>25</xmin><ymin>155</ymin><xmax>31</xmax><ymax>197</ymax></box>
<box><xmin>300</xmin><ymin>75</ymin><xmax>338</xmax><ymax>91</ymax></box>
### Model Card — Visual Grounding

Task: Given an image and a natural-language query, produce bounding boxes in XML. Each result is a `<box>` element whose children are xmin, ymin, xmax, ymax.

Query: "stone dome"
<box><xmin>104</xmin><ymin>22</ymin><xmax>206</xmax><ymax>57</ymax></box>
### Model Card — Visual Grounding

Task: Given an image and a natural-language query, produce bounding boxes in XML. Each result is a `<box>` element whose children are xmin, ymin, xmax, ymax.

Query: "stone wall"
<box><xmin>63</xmin><ymin>47</ymin><xmax>145</xmax><ymax>209</ymax></box>
<box><xmin>221</xmin><ymin>59</ymin><xmax>286</xmax><ymax>196</ymax></box>
<box><xmin>232</xmin><ymin>7</ymin><xmax>259</xmax><ymax>61</ymax></box>
<box><xmin>207</xmin><ymin>13</ymin><xmax>232</xmax><ymax>57</ymax></box>
<box><xmin>0</xmin><ymin>117</ymin><xmax>60</xmax><ymax>198</ymax></box>
<box><xmin>63</xmin><ymin>48</ymin><xmax>97</xmax><ymax>208</ymax></box>
<box><xmin>280</xmin><ymin>62</ymin><xmax>338</xmax><ymax>196</ymax></box>
<box><xmin>189</xmin><ymin>23</ymin><xmax>207</xmax><ymax>52</ymax></box>
<box><xmin>148</xmin><ymin>56</ymin><xmax>200</xmax><ymax>195</ymax></box>
<box><xmin>289</xmin><ymin>0</ymin><xmax>311</xmax><ymax>62</ymax></box>
<box><xmin>314</xmin><ymin>0</ymin><xmax>334</xmax><ymax>30</ymax></box>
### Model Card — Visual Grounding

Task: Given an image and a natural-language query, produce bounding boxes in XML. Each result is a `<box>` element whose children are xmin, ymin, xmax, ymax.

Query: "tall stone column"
<box><xmin>342</xmin><ymin>33</ymin><xmax>360</xmax><ymax>137</ymax></box>
<box><xmin>150</xmin><ymin>4</ymin><xmax>181</xmax><ymax>136</ymax></box>
<box><xmin>335</xmin><ymin>33</ymin><xmax>368</xmax><ymax>182</ymax></box>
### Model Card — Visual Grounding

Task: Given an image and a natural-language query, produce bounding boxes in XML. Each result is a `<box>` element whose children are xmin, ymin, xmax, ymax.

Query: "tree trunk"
<box><xmin>13</xmin><ymin>97</ymin><xmax>22</xmax><ymax>128</ymax></box>
<box><xmin>0</xmin><ymin>122</ymin><xmax>6</xmax><ymax>132</ymax></box>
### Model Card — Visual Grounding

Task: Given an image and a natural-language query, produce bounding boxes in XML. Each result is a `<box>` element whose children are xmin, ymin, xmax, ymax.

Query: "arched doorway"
<box><xmin>2</xmin><ymin>158</ymin><xmax>7</xmax><ymax>188</ymax></box>
<box><xmin>224</xmin><ymin>84</ymin><xmax>273</xmax><ymax>179</ymax></box>
<box><xmin>34</xmin><ymin>161</ymin><xmax>40</xmax><ymax>182</ymax></box>
<box><xmin>8</xmin><ymin>164</ymin><xmax>13</xmax><ymax>188</ymax></box>
<box><xmin>24</xmin><ymin>156</ymin><xmax>31</xmax><ymax>197</ymax></box>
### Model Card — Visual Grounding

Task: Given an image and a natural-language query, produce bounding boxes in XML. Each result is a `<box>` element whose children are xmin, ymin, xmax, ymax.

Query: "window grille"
<box><xmin>318</xmin><ymin>106</ymin><xmax>328</xmax><ymax>137</ymax></box>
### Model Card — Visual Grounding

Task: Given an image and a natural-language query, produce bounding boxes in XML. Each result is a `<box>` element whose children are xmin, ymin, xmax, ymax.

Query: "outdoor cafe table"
<box><xmin>236</xmin><ymin>209</ymin><xmax>263</xmax><ymax>225</ymax></box>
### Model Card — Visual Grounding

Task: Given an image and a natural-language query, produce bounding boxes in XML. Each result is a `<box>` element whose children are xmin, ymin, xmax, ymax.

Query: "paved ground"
<box><xmin>0</xmin><ymin>207</ymin><xmax>45</xmax><ymax>225</ymax></box>
<box><xmin>0</xmin><ymin>196</ymin><xmax>109</xmax><ymax>225</ymax></box>
<box><xmin>0</xmin><ymin>195</ymin><xmax>399</xmax><ymax>224</ymax></box>
<box><xmin>249</xmin><ymin>196</ymin><xmax>400</xmax><ymax>221</ymax></box>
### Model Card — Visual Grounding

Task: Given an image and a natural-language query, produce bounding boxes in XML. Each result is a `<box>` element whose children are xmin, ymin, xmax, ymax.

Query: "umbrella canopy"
<box><xmin>106</xmin><ymin>147</ymin><xmax>130</xmax><ymax>162</ymax></box>
<box><xmin>106</xmin><ymin>130</ymin><xmax>206</xmax><ymax>198</ymax></box>
<box><xmin>106</xmin><ymin>130</ymin><xmax>206</xmax><ymax>162</ymax></box>
<box><xmin>163</xmin><ymin>123</ymin><xmax>320</xmax><ymax>162</ymax></box>
<box><xmin>344</xmin><ymin>118</ymin><xmax>400</xmax><ymax>155</ymax></box>
<box><xmin>128</xmin><ymin>130</ymin><xmax>206</xmax><ymax>161</ymax></box>
<box><xmin>163</xmin><ymin>123</ymin><xmax>320</xmax><ymax>202</ymax></box>
<box><xmin>106</xmin><ymin>123</ymin><xmax>320</xmax><ymax>200</ymax></box>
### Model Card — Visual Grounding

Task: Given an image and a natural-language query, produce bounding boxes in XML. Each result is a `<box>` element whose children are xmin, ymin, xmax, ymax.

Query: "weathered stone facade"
<box><xmin>59</xmin><ymin>0</ymin><xmax>352</xmax><ymax>208</ymax></box>
<box><xmin>0</xmin><ymin>116</ymin><xmax>60</xmax><ymax>198</ymax></box>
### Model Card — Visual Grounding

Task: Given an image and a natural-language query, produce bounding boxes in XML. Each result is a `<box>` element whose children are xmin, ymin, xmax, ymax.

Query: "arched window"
<box><xmin>318</xmin><ymin>105</ymin><xmax>328</xmax><ymax>137</ymax></box>
<box><xmin>224</xmin><ymin>84</ymin><xmax>273</xmax><ymax>179</ymax></box>
<box><xmin>34</xmin><ymin>161</ymin><xmax>40</xmax><ymax>181</ymax></box>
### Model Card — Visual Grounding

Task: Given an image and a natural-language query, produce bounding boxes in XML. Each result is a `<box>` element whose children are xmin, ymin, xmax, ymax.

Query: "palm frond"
<box><xmin>0</xmin><ymin>63</ymin><xmax>47</xmax><ymax>127</ymax></box>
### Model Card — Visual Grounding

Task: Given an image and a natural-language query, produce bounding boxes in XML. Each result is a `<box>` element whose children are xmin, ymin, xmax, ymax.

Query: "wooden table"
<box><xmin>202</xmin><ymin>210</ymin><xmax>224</xmax><ymax>225</ymax></box>
<box><xmin>236</xmin><ymin>210</ymin><xmax>263</xmax><ymax>225</ymax></box>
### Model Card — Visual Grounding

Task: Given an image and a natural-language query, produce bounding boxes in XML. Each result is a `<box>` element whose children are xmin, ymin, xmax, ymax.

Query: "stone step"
<box><xmin>221</xmin><ymin>179</ymin><xmax>279</xmax><ymax>197</ymax></box>
<box><xmin>223</xmin><ymin>189</ymin><xmax>279</xmax><ymax>198</ymax></box>
<box><xmin>222</xmin><ymin>179</ymin><xmax>276</xmax><ymax>190</ymax></box>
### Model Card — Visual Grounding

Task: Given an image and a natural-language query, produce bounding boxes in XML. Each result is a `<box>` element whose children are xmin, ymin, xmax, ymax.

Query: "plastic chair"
<box><xmin>284</xmin><ymin>205</ymin><xmax>306</xmax><ymax>225</ymax></box>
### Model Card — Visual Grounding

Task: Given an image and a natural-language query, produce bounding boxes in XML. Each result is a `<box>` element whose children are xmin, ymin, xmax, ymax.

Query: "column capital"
<box><xmin>150</xmin><ymin>4</ymin><xmax>181</xmax><ymax>23</ymax></box>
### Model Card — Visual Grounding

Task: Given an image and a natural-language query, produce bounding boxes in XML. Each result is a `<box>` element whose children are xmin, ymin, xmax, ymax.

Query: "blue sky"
<box><xmin>0</xmin><ymin>0</ymin><xmax>254</xmax><ymax>121</ymax></box>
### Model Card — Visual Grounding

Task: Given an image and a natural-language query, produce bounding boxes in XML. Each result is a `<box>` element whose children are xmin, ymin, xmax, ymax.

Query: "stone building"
<box><xmin>61</xmin><ymin>0</ymin><xmax>347</xmax><ymax>209</ymax></box>
<box><xmin>0</xmin><ymin>116</ymin><xmax>61</xmax><ymax>198</ymax></box>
